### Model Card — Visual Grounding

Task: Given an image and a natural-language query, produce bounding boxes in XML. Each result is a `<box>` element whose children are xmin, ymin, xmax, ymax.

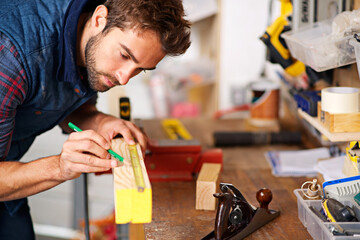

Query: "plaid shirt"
<box><xmin>0</xmin><ymin>32</ymin><xmax>27</xmax><ymax>161</ymax></box>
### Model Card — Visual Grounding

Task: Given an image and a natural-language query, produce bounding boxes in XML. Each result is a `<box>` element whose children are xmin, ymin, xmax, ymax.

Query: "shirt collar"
<box><xmin>56</xmin><ymin>0</ymin><xmax>104</xmax><ymax>84</ymax></box>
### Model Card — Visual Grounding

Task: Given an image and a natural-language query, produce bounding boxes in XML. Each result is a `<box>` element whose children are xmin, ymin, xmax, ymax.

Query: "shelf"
<box><xmin>183</xmin><ymin>0</ymin><xmax>218</xmax><ymax>23</ymax></box>
<box><xmin>298</xmin><ymin>109</ymin><xmax>360</xmax><ymax>142</ymax></box>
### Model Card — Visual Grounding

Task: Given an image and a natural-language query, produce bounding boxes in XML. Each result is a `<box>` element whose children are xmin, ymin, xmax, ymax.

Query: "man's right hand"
<box><xmin>58</xmin><ymin>129</ymin><xmax>120</xmax><ymax>180</ymax></box>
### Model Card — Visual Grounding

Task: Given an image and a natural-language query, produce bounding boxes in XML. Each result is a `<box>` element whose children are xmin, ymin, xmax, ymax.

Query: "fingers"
<box><xmin>113</xmin><ymin>121</ymin><xmax>148</xmax><ymax>153</ymax></box>
<box><xmin>59</xmin><ymin>130</ymin><xmax>121</xmax><ymax>180</ymax></box>
<box><xmin>61</xmin><ymin>151</ymin><xmax>117</xmax><ymax>168</ymax></box>
<box><xmin>129</xmin><ymin>124</ymin><xmax>148</xmax><ymax>154</ymax></box>
<box><xmin>68</xmin><ymin>130</ymin><xmax>110</xmax><ymax>150</ymax></box>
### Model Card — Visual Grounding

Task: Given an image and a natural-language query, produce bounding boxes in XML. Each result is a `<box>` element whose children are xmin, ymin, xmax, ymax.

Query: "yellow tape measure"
<box><xmin>128</xmin><ymin>144</ymin><xmax>145</xmax><ymax>192</ymax></box>
<box><xmin>162</xmin><ymin>119</ymin><xmax>192</xmax><ymax>140</ymax></box>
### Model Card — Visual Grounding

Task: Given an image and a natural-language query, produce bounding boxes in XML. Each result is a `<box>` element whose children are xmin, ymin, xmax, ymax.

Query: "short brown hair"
<box><xmin>103</xmin><ymin>0</ymin><xmax>191</xmax><ymax>56</ymax></box>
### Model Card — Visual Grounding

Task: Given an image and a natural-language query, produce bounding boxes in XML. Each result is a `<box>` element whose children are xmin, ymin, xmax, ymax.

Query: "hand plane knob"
<box><xmin>256</xmin><ymin>188</ymin><xmax>272</xmax><ymax>212</ymax></box>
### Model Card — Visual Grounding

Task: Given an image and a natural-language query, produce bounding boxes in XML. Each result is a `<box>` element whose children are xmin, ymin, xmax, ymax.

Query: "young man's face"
<box><xmin>85</xmin><ymin>28</ymin><xmax>165</xmax><ymax>92</ymax></box>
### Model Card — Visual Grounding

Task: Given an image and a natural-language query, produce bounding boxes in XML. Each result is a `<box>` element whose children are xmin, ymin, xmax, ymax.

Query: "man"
<box><xmin>0</xmin><ymin>0</ymin><xmax>191</xmax><ymax>238</ymax></box>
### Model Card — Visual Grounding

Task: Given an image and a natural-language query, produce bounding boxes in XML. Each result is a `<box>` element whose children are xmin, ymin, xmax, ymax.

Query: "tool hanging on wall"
<box><xmin>260</xmin><ymin>0</ymin><xmax>305</xmax><ymax>77</ymax></box>
<box><xmin>202</xmin><ymin>183</ymin><xmax>280</xmax><ymax>240</ymax></box>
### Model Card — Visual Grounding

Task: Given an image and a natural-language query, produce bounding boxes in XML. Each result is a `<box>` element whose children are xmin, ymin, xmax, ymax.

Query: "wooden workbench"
<box><xmin>141</xmin><ymin>118</ymin><xmax>312</xmax><ymax>240</ymax></box>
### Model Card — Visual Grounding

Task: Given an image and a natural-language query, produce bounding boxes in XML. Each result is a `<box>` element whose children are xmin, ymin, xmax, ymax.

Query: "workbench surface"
<box><xmin>141</xmin><ymin>118</ymin><xmax>312</xmax><ymax>240</ymax></box>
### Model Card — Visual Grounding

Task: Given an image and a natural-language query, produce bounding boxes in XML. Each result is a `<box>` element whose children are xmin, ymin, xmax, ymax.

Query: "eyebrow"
<box><xmin>120</xmin><ymin>44</ymin><xmax>157</xmax><ymax>71</ymax></box>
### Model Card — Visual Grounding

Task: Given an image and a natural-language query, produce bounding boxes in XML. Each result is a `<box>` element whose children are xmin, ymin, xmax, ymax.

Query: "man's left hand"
<box><xmin>97</xmin><ymin>115</ymin><xmax>148</xmax><ymax>154</ymax></box>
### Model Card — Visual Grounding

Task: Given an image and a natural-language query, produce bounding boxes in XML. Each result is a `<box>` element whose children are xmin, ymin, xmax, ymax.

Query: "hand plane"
<box><xmin>202</xmin><ymin>183</ymin><xmax>280</xmax><ymax>240</ymax></box>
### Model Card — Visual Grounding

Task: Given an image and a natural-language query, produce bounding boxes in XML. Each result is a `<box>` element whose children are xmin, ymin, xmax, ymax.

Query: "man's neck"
<box><xmin>76</xmin><ymin>13</ymin><xmax>91</xmax><ymax>67</ymax></box>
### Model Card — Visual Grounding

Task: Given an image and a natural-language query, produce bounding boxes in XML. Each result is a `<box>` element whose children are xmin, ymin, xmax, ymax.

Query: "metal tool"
<box><xmin>161</xmin><ymin>118</ymin><xmax>193</xmax><ymax>140</ymax></box>
<box><xmin>202</xmin><ymin>183</ymin><xmax>280</xmax><ymax>240</ymax></box>
<box><xmin>321</xmin><ymin>198</ymin><xmax>358</xmax><ymax>222</ymax></box>
<box><xmin>145</xmin><ymin>139</ymin><xmax>222</xmax><ymax>181</ymax></box>
<box><xmin>128</xmin><ymin>144</ymin><xmax>145</xmax><ymax>192</ymax></box>
<box><xmin>301</xmin><ymin>179</ymin><xmax>322</xmax><ymax>199</ymax></box>
<box><xmin>260</xmin><ymin>0</ymin><xmax>305</xmax><ymax>77</ymax></box>
<box><xmin>119</xmin><ymin>97</ymin><xmax>131</xmax><ymax>121</ymax></box>
<box><xmin>83</xmin><ymin>173</ymin><xmax>90</xmax><ymax>240</ymax></box>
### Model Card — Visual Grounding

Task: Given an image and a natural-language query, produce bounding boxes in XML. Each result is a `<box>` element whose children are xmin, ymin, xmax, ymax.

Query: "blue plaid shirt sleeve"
<box><xmin>0</xmin><ymin>32</ymin><xmax>27</xmax><ymax>161</ymax></box>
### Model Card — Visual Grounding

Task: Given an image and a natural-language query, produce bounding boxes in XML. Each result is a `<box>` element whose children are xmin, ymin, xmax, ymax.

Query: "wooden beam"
<box><xmin>112</xmin><ymin>138</ymin><xmax>152</xmax><ymax>224</ymax></box>
<box><xmin>298</xmin><ymin>109</ymin><xmax>360</xmax><ymax>142</ymax></box>
<box><xmin>196</xmin><ymin>163</ymin><xmax>222</xmax><ymax>210</ymax></box>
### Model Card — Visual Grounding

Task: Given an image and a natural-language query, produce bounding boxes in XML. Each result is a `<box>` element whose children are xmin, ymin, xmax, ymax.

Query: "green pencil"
<box><xmin>68</xmin><ymin>122</ymin><xmax>124</xmax><ymax>162</ymax></box>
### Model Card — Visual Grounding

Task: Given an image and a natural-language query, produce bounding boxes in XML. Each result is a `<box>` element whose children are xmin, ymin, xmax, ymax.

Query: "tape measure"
<box><xmin>119</xmin><ymin>97</ymin><xmax>131</xmax><ymax>121</ymax></box>
<box><xmin>162</xmin><ymin>119</ymin><xmax>192</xmax><ymax>140</ymax></box>
<box><xmin>128</xmin><ymin>144</ymin><xmax>145</xmax><ymax>192</ymax></box>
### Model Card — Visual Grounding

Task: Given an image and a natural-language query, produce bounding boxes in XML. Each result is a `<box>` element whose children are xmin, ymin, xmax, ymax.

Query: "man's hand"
<box><xmin>59</xmin><ymin>130</ymin><xmax>119</xmax><ymax>180</ymax></box>
<box><xmin>96</xmin><ymin>115</ymin><xmax>148</xmax><ymax>154</ymax></box>
<box><xmin>60</xmin><ymin>103</ymin><xmax>148</xmax><ymax>159</ymax></box>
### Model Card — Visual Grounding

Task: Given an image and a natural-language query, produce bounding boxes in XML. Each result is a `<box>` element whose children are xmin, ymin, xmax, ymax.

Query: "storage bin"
<box><xmin>294</xmin><ymin>189</ymin><xmax>360</xmax><ymax>240</ymax></box>
<box><xmin>282</xmin><ymin>20</ymin><xmax>356</xmax><ymax>72</ymax></box>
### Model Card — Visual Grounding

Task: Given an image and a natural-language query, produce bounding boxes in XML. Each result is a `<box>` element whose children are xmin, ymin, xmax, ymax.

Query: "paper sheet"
<box><xmin>279</xmin><ymin>148</ymin><xmax>330</xmax><ymax>173</ymax></box>
<box><xmin>266</xmin><ymin>147</ymin><xmax>330</xmax><ymax>177</ymax></box>
<box><xmin>314</xmin><ymin>155</ymin><xmax>346</xmax><ymax>181</ymax></box>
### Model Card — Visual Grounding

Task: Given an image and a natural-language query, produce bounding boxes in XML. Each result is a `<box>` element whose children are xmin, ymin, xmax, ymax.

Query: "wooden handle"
<box><xmin>256</xmin><ymin>188</ymin><xmax>272</xmax><ymax>211</ymax></box>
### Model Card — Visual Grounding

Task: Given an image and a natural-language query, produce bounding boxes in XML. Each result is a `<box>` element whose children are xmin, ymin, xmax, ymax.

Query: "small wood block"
<box><xmin>342</xmin><ymin>154</ymin><xmax>359</xmax><ymax>177</ymax></box>
<box><xmin>196</xmin><ymin>163</ymin><xmax>222</xmax><ymax>210</ymax></box>
<box><xmin>318</xmin><ymin>102</ymin><xmax>360</xmax><ymax>133</ymax></box>
<box><xmin>112</xmin><ymin>138</ymin><xmax>152</xmax><ymax>224</ymax></box>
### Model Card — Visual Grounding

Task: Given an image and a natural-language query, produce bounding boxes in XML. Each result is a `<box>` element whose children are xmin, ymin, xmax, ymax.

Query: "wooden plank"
<box><xmin>317</xmin><ymin>102</ymin><xmax>360</xmax><ymax>133</ymax></box>
<box><xmin>129</xmin><ymin>224</ymin><xmax>145</xmax><ymax>240</ymax></box>
<box><xmin>342</xmin><ymin>154</ymin><xmax>359</xmax><ymax>177</ymax></box>
<box><xmin>196</xmin><ymin>163</ymin><xmax>222</xmax><ymax>210</ymax></box>
<box><xmin>298</xmin><ymin>109</ymin><xmax>360</xmax><ymax>142</ymax></box>
<box><xmin>330</xmin><ymin>112</ymin><xmax>360</xmax><ymax>132</ymax></box>
<box><xmin>112</xmin><ymin>138</ymin><xmax>152</xmax><ymax>224</ymax></box>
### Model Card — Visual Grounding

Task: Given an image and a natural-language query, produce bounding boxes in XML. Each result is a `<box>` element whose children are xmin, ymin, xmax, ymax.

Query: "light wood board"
<box><xmin>298</xmin><ymin>109</ymin><xmax>360</xmax><ymax>142</ymax></box>
<box><xmin>112</xmin><ymin>138</ymin><xmax>152</xmax><ymax>224</ymax></box>
<box><xmin>342</xmin><ymin>154</ymin><xmax>359</xmax><ymax>177</ymax></box>
<box><xmin>196</xmin><ymin>163</ymin><xmax>221</xmax><ymax>210</ymax></box>
<box><xmin>317</xmin><ymin>102</ymin><xmax>360</xmax><ymax>133</ymax></box>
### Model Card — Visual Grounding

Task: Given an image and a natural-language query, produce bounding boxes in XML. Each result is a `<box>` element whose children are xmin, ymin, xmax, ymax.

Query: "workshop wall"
<box><xmin>218</xmin><ymin>0</ymin><xmax>280</xmax><ymax>110</ymax></box>
<box><xmin>97</xmin><ymin>0</ymin><xmax>281</xmax><ymax>119</ymax></box>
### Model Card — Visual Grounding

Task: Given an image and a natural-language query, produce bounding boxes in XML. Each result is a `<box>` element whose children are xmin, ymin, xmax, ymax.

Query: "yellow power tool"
<box><xmin>260</xmin><ymin>0</ymin><xmax>305</xmax><ymax>77</ymax></box>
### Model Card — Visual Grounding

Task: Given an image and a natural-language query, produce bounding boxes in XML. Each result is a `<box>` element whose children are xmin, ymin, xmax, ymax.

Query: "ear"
<box><xmin>91</xmin><ymin>5</ymin><xmax>108</xmax><ymax>32</ymax></box>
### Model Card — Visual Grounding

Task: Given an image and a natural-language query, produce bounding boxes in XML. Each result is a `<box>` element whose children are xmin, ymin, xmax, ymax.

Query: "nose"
<box><xmin>115</xmin><ymin>71</ymin><xmax>131</xmax><ymax>85</ymax></box>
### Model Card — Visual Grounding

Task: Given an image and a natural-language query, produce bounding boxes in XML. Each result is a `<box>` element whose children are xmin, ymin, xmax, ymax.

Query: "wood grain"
<box><xmin>141</xmin><ymin>119</ymin><xmax>312</xmax><ymax>239</ymax></box>
<box><xmin>342</xmin><ymin>154</ymin><xmax>359</xmax><ymax>177</ymax></box>
<box><xmin>112</xmin><ymin>138</ymin><xmax>152</xmax><ymax>224</ymax></box>
<box><xmin>196</xmin><ymin>163</ymin><xmax>222</xmax><ymax>210</ymax></box>
<box><xmin>298</xmin><ymin>109</ymin><xmax>360</xmax><ymax>142</ymax></box>
<box><xmin>317</xmin><ymin>102</ymin><xmax>360</xmax><ymax>133</ymax></box>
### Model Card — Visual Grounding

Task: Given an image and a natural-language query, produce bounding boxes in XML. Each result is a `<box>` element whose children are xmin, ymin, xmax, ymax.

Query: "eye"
<box><xmin>120</xmin><ymin>52</ymin><xmax>130</xmax><ymax>60</ymax></box>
